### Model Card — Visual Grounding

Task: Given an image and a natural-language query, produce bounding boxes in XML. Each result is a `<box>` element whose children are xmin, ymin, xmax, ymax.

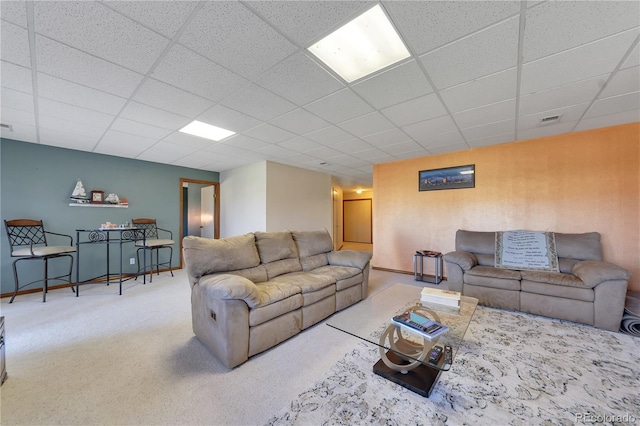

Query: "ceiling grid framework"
<box><xmin>1</xmin><ymin>0</ymin><xmax>638</xmax><ymax>190</ymax></box>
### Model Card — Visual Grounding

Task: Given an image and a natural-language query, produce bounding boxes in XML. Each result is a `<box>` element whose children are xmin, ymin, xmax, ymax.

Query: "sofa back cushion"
<box><xmin>456</xmin><ymin>230</ymin><xmax>495</xmax><ymax>255</ymax></box>
<box><xmin>555</xmin><ymin>232</ymin><xmax>602</xmax><ymax>273</ymax></box>
<box><xmin>255</xmin><ymin>231</ymin><xmax>302</xmax><ymax>279</ymax></box>
<box><xmin>292</xmin><ymin>230</ymin><xmax>333</xmax><ymax>271</ymax></box>
<box><xmin>183</xmin><ymin>234</ymin><xmax>260</xmax><ymax>279</ymax></box>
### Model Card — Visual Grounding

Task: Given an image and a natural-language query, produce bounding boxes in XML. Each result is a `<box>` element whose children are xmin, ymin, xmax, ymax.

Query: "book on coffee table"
<box><xmin>421</xmin><ymin>287</ymin><xmax>461</xmax><ymax>307</ymax></box>
<box><xmin>391</xmin><ymin>310</ymin><xmax>449</xmax><ymax>340</ymax></box>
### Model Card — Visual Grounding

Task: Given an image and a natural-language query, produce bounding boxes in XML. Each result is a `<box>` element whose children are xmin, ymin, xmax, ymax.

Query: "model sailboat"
<box><xmin>70</xmin><ymin>179</ymin><xmax>90</xmax><ymax>203</ymax></box>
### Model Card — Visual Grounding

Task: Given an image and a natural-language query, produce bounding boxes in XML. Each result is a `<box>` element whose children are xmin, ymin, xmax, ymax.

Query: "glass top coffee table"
<box><xmin>327</xmin><ymin>283</ymin><xmax>478</xmax><ymax>397</ymax></box>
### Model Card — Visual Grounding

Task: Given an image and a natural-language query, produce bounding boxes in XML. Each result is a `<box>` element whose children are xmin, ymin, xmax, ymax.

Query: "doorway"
<box><xmin>179</xmin><ymin>178</ymin><xmax>219</xmax><ymax>268</ymax></box>
<box><xmin>343</xmin><ymin>199</ymin><xmax>372</xmax><ymax>244</ymax></box>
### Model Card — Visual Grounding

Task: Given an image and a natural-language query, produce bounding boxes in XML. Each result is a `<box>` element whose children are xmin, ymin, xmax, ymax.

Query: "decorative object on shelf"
<box><xmin>119</xmin><ymin>197</ymin><xmax>128</xmax><ymax>206</ymax></box>
<box><xmin>91</xmin><ymin>190</ymin><xmax>105</xmax><ymax>204</ymax></box>
<box><xmin>105</xmin><ymin>193</ymin><xmax>119</xmax><ymax>204</ymax></box>
<box><xmin>70</xmin><ymin>179</ymin><xmax>90</xmax><ymax>203</ymax></box>
<box><xmin>419</xmin><ymin>164</ymin><xmax>475</xmax><ymax>191</ymax></box>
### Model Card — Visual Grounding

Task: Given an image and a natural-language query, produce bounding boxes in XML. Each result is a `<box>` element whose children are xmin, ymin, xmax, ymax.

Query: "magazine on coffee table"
<box><xmin>391</xmin><ymin>310</ymin><xmax>449</xmax><ymax>340</ymax></box>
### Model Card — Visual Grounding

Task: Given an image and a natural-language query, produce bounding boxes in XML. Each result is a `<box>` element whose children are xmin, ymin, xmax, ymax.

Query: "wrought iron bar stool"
<box><xmin>4</xmin><ymin>219</ymin><xmax>76</xmax><ymax>302</ymax></box>
<box><xmin>131</xmin><ymin>218</ymin><xmax>174</xmax><ymax>282</ymax></box>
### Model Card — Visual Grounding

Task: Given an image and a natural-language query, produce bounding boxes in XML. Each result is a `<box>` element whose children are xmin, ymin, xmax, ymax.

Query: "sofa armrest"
<box><xmin>443</xmin><ymin>251</ymin><xmax>477</xmax><ymax>271</ymax></box>
<box><xmin>199</xmin><ymin>274</ymin><xmax>261</xmax><ymax>308</ymax></box>
<box><xmin>572</xmin><ymin>260</ymin><xmax>631</xmax><ymax>288</ymax></box>
<box><xmin>328</xmin><ymin>250</ymin><xmax>372</xmax><ymax>270</ymax></box>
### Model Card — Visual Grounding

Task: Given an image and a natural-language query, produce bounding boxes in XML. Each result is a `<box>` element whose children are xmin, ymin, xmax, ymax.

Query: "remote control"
<box><xmin>444</xmin><ymin>344</ymin><xmax>452</xmax><ymax>365</ymax></box>
<box><xmin>428</xmin><ymin>345</ymin><xmax>443</xmax><ymax>364</ymax></box>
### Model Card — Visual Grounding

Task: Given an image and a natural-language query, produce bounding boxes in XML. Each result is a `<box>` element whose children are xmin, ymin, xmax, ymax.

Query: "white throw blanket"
<box><xmin>495</xmin><ymin>230</ymin><xmax>559</xmax><ymax>272</ymax></box>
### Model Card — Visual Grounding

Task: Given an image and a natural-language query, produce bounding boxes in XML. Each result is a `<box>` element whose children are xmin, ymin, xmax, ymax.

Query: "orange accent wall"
<box><xmin>373</xmin><ymin>122</ymin><xmax>640</xmax><ymax>292</ymax></box>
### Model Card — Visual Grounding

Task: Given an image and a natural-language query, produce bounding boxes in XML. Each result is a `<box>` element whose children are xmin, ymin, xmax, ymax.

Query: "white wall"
<box><xmin>220</xmin><ymin>162</ymin><xmax>266</xmax><ymax>237</ymax></box>
<box><xmin>220</xmin><ymin>161</ymin><xmax>333</xmax><ymax>238</ymax></box>
<box><xmin>266</xmin><ymin>162</ymin><xmax>332</xmax><ymax>236</ymax></box>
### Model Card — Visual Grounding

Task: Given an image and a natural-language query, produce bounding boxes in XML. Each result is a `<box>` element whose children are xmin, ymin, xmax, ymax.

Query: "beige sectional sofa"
<box><xmin>182</xmin><ymin>229</ymin><xmax>372</xmax><ymax>368</ymax></box>
<box><xmin>444</xmin><ymin>230</ymin><xmax>631</xmax><ymax>331</ymax></box>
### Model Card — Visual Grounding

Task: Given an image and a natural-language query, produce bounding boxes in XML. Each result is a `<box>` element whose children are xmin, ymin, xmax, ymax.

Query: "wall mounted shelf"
<box><xmin>68</xmin><ymin>203</ymin><xmax>128</xmax><ymax>208</ymax></box>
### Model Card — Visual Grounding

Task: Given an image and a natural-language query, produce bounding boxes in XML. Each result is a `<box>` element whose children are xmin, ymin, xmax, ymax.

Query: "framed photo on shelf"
<box><xmin>419</xmin><ymin>164</ymin><xmax>475</xmax><ymax>191</ymax></box>
<box><xmin>91</xmin><ymin>190</ymin><xmax>105</xmax><ymax>204</ymax></box>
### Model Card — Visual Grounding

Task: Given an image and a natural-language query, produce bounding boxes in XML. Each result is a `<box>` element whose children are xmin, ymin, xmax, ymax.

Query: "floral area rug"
<box><xmin>266</xmin><ymin>306</ymin><xmax>640</xmax><ymax>425</ymax></box>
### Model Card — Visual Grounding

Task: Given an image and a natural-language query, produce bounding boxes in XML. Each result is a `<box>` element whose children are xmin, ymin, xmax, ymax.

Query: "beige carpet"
<box><xmin>0</xmin><ymin>268</ymin><xmax>416</xmax><ymax>425</ymax></box>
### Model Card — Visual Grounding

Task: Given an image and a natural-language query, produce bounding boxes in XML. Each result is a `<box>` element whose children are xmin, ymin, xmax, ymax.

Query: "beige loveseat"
<box><xmin>444</xmin><ymin>230</ymin><xmax>631</xmax><ymax>331</ymax></box>
<box><xmin>182</xmin><ymin>229</ymin><xmax>372</xmax><ymax>368</ymax></box>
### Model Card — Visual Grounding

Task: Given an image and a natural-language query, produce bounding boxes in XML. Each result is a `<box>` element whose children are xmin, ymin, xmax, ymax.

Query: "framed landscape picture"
<box><xmin>419</xmin><ymin>164</ymin><xmax>475</xmax><ymax>191</ymax></box>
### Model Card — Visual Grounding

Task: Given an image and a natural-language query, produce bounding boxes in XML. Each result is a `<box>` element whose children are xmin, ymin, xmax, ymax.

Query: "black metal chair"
<box><xmin>131</xmin><ymin>218</ymin><xmax>174</xmax><ymax>282</ymax></box>
<box><xmin>4</xmin><ymin>219</ymin><xmax>76</xmax><ymax>302</ymax></box>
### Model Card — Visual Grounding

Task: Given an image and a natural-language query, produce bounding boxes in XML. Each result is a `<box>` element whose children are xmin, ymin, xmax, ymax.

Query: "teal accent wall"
<box><xmin>0</xmin><ymin>138</ymin><xmax>218</xmax><ymax>296</ymax></box>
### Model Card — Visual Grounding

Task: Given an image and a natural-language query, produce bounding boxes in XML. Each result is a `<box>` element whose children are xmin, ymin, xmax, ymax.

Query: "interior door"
<box><xmin>200</xmin><ymin>185</ymin><xmax>214</xmax><ymax>238</ymax></box>
<box><xmin>343</xmin><ymin>199</ymin><xmax>372</xmax><ymax>243</ymax></box>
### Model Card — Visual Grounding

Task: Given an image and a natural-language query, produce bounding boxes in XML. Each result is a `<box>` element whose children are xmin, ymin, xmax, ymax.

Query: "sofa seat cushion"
<box><xmin>253</xmin><ymin>281</ymin><xmax>302</xmax><ymax>308</ymax></box>
<box><xmin>521</xmin><ymin>280</ymin><xmax>594</xmax><ymax>302</ymax></box>
<box><xmin>308</xmin><ymin>265</ymin><xmax>362</xmax><ymax>286</ymax></box>
<box><xmin>210</xmin><ymin>265</ymin><xmax>268</xmax><ymax>284</ymax></box>
<box><xmin>464</xmin><ymin>266</ymin><xmax>521</xmax><ymax>290</ymax></box>
<box><xmin>249</xmin><ymin>294</ymin><xmax>303</xmax><ymax>327</ymax></box>
<box><xmin>268</xmin><ymin>272</ymin><xmax>335</xmax><ymax>293</ymax></box>
<box><xmin>520</xmin><ymin>270</ymin><xmax>585</xmax><ymax>287</ymax></box>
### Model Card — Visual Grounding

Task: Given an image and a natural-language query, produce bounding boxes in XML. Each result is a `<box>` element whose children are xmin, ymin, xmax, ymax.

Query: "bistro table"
<box><xmin>75</xmin><ymin>227</ymin><xmax>146</xmax><ymax>296</ymax></box>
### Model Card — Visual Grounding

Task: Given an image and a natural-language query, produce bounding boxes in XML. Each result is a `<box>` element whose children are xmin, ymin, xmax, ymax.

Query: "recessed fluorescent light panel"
<box><xmin>179</xmin><ymin>120</ymin><xmax>235</xmax><ymax>141</ymax></box>
<box><xmin>307</xmin><ymin>4</ymin><xmax>410</xmax><ymax>83</ymax></box>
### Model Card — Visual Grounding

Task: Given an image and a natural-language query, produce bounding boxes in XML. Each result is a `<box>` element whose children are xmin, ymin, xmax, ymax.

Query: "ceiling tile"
<box><xmin>179</xmin><ymin>1</ymin><xmax>298</xmax><ymax>79</ymax></box>
<box><xmin>585</xmin><ymin>91</ymin><xmax>640</xmax><ymax>119</ymax></box>
<box><xmin>385</xmin><ymin>1</ymin><xmax>521</xmax><ymax>55</ymax></box>
<box><xmin>402</xmin><ymin>115</ymin><xmax>458</xmax><ymax>140</ymax></box>
<box><xmin>467</xmin><ymin>132</ymin><xmax>515</xmax><ymax>148</ymax></box>
<box><xmin>172</xmin><ymin>150</ymin><xmax>222</xmax><ymax>169</ymax></box>
<box><xmin>1</xmin><ymin>105</ymin><xmax>35</xmax><ymax>127</ymax></box>
<box><xmin>421</xmin><ymin>16</ymin><xmax>519</xmax><ymax>90</ymax></box>
<box><xmin>622</xmin><ymin>42</ymin><xmax>640</xmax><ymax>69</ymax></box>
<box><xmin>38</xmin><ymin>98</ymin><xmax>115</xmax><ymax>128</ymax></box>
<box><xmin>132</xmin><ymin>78</ymin><xmax>213</xmax><ymax>117</ymax></box>
<box><xmin>1</xmin><ymin>87</ymin><xmax>34</xmax><ymax>113</ymax></box>
<box><xmin>574</xmin><ymin>110</ymin><xmax>640</xmax><ymax>132</ymax></box>
<box><xmin>1</xmin><ymin>20</ymin><xmax>31</xmax><ymax>68</ymax></box>
<box><xmin>197</xmin><ymin>104</ymin><xmax>262</xmax><ymax>134</ymax></box>
<box><xmin>304</xmin><ymin>89</ymin><xmax>374</xmax><ymax>124</ymax></box>
<box><xmin>428</xmin><ymin>142</ymin><xmax>471</xmax><ymax>155</ymax></box>
<box><xmin>1</xmin><ymin>1</ymin><xmax>27</xmax><ymax>27</ymax></box>
<box><xmin>380</xmin><ymin>140</ymin><xmax>423</xmax><ymax>155</ymax></box>
<box><xmin>220</xmin><ymin>84</ymin><xmax>296</xmax><ymax>121</ymax></box>
<box><xmin>39</xmin><ymin>127</ymin><xmax>99</xmax><ymax>151</ymax></box>
<box><xmin>518</xmin><ymin>75</ymin><xmax>606</xmax><ymax>116</ymax></box>
<box><xmin>352</xmin><ymin>147</ymin><xmax>395</xmax><ymax>162</ymax></box>
<box><xmin>454</xmin><ymin>98</ymin><xmax>516</xmax><ymax>129</ymax></box>
<box><xmin>362</xmin><ymin>128</ymin><xmax>411</xmax><ymax>147</ymax></box>
<box><xmin>95</xmin><ymin>130</ymin><xmax>158</xmax><ymax>157</ymax></box>
<box><xmin>327</xmin><ymin>155</ymin><xmax>372</xmax><ymax>169</ymax></box>
<box><xmin>339</xmin><ymin>112</ymin><xmax>396</xmax><ymax>138</ymax></box>
<box><xmin>223</xmin><ymin>135</ymin><xmax>272</xmax><ymax>151</ymax></box>
<box><xmin>304</xmin><ymin>126</ymin><xmax>353</xmax><ymax>144</ymax></box>
<box><xmin>1</xmin><ymin>122</ymin><xmax>37</xmax><ymax>143</ymax></box>
<box><xmin>36</xmin><ymin>36</ymin><xmax>143</xmax><ymax>98</ymax></box>
<box><xmin>520</xmin><ymin>29</ymin><xmax>639</xmax><ymax>95</ymax></box>
<box><xmin>163</xmin><ymin>131</ymin><xmax>217</xmax><ymax>149</ymax></box>
<box><xmin>257</xmin><ymin>52</ymin><xmax>344</xmax><ymax>105</ymax></box>
<box><xmin>415</xmin><ymin>129</ymin><xmax>465</xmax><ymax>148</ymax></box>
<box><xmin>518</xmin><ymin>103</ymin><xmax>589</xmax><ymax>131</ymax></box>
<box><xmin>34</xmin><ymin>1</ymin><xmax>169</xmax><ymax>74</ymax></box>
<box><xmin>381</xmin><ymin>93</ymin><xmax>447</xmax><ymax>127</ymax></box>
<box><xmin>600</xmin><ymin>66</ymin><xmax>640</xmax><ymax>98</ymax></box>
<box><xmin>256</xmin><ymin>144</ymin><xmax>297</xmax><ymax>159</ymax></box>
<box><xmin>392</xmin><ymin>148</ymin><xmax>431</xmax><ymax>160</ymax></box>
<box><xmin>523</xmin><ymin>1</ymin><xmax>640</xmax><ymax>62</ymax></box>
<box><xmin>205</xmin><ymin>143</ymin><xmax>264</xmax><ymax>160</ymax></box>
<box><xmin>38</xmin><ymin>113</ymin><xmax>107</xmax><ymax>139</ymax></box>
<box><xmin>0</xmin><ymin>61</ymin><xmax>33</xmax><ymax>93</ymax></box>
<box><xmin>37</xmin><ymin>73</ymin><xmax>127</xmax><ymax>115</ymax></box>
<box><xmin>152</xmin><ymin>45</ymin><xmax>248</xmax><ymax>103</ymax></box>
<box><xmin>244</xmin><ymin>123</ymin><xmax>296</xmax><ymax>143</ymax></box>
<box><xmin>440</xmin><ymin>67</ymin><xmax>517</xmax><ymax>113</ymax></box>
<box><xmin>277</xmin><ymin>136</ymin><xmax>324</xmax><ymax>152</ymax></box>
<box><xmin>517</xmin><ymin>122</ymin><xmax>575</xmax><ymax>141</ymax></box>
<box><xmin>135</xmin><ymin>141</ymin><xmax>196</xmax><ymax>164</ymax></box>
<box><xmin>329</xmin><ymin>138</ymin><xmax>375</xmax><ymax>154</ymax></box>
<box><xmin>304</xmin><ymin>146</ymin><xmax>345</xmax><ymax>160</ymax></box>
<box><xmin>119</xmin><ymin>101</ymin><xmax>190</xmax><ymax>130</ymax></box>
<box><xmin>351</xmin><ymin>60</ymin><xmax>433</xmax><ymax>109</ymax></box>
<box><xmin>102</xmin><ymin>1</ymin><xmax>199</xmax><ymax>38</ymax></box>
<box><xmin>461</xmin><ymin>119</ymin><xmax>515</xmax><ymax>140</ymax></box>
<box><xmin>248</xmin><ymin>1</ymin><xmax>372</xmax><ymax>47</ymax></box>
<box><xmin>110</xmin><ymin>117</ymin><xmax>172</xmax><ymax>140</ymax></box>
<box><xmin>270</xmin><ymin>108</ymin><xmax>330</xmax><ymax>135</ymax></box>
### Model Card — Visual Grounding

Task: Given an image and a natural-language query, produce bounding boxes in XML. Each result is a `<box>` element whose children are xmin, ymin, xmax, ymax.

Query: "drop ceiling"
<box><xmin>1</xmin><ymin>1</ymin><xmax>638</xmax><ymax>190</ymax></box>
